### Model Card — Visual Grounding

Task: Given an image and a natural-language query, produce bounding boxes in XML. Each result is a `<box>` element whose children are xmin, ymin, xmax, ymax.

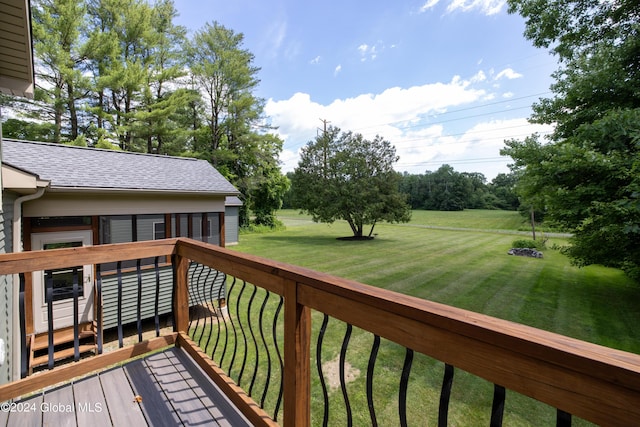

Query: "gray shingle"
<box><xmin>2</xmin><ymin>139</ymin><xmax>239</xmax><ymax>195</ymax></box>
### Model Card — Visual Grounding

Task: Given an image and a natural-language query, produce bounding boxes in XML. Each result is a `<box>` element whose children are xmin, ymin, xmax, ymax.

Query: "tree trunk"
<box><xmin>368</xmin><ymin>221</ymin><xmax>377</xmax><ymax>237</ymax></box>
<box><xmin>530</xmin><ymin>207</ymin><xmax>536</xmax><ymax>241</ymax></box>
<box><xmin>67</xmin><ymin>81</ymin><xmax>78</xmax><ymax>139</ymax></box>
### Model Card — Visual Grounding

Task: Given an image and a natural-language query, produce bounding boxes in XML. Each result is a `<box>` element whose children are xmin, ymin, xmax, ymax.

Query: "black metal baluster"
<box><xmin>399</xmin><ymin>348</ymin><xmax>414</xmax><ymax>427</ymax></box>
<box><xmin>438</xmin><ymin>364</ymin><xmax>455</xmax><ymax>427</ymax></box>
<box><xmin>96</xmin><ymin>265</ymin><xmax>103</xmax><ymax>354</ymax></box>
<box><xmin>19</xmin><ymin>273</ymin><xmax>27</xmax><ymax>378</ymax></box>
<box><xmin>366</xmin><ymin>334</ymin><xmax>381</xmax><ymax>427</ymax></box>
<box><xmin>193</xmin><ymin>263</ymin><xmax>208</xmax><ymax>345</ymax></box>
<box><xmin>204</xmin><ymin>270</ymin><xmax>223</xmax><ymax>353</ymax></box>
<box><xmin>153</xmin><ymin>257</ymin><xmax>160</xmax><ymax>337</ymax></box>
<box><xmin>258</xmin><ymin>290</ymin><xmax>272</xmax><ymax>409</ymax></box>
<box><xmin>316</xmin><ymin>314</ymin><xmax>330</xmax><ymax>427</ymax></box>
<box><xmin>272</xmin><ymin>295</ymin><xmax>284</xmax><ymax>421</ymax></box>
<box><xmin>229</xmin><ymin>280</ymin><xmax>246</xmax><ymax>380</ymax></box>
<box><xmin>219</xmin><ymin>277</ymin><xmax>236</xmax><ymax>369</ymax></box>
<box><xmin>72</xmin><ymin>267</ymin><xmax>79</xmax><ymax>361</ymax></box>
<box><xmin>247</xmin><ymin>286</ymin><xmax>260</xmax><ymax>397</ymax></box>
<box><xmin>198</xmin><ymin>265</ymin><xmax>213</xmax><ymax>347</ymax></box>
<box><xmin>236</xmin><ymin>280</ymin><xmax>249</xmax><ymax>386</ymax></box>
<box><xmin>556</xmin><ymin>409</ymin><xmax>572</xmax><ymax>427</ymax></box>
<box><xmin>116</xmin><ymin>261</ymin><xmax>123</xmax><ymax>348</ymax></box>
<box><xmin>490</xmin><ymin>384</ymin><xmax>506</xmax><ymax>427</ymax></box>
<box><xmin>46</xmin><ymin>270</ymin><xmax>54</xmax><ymax>370</ymax></box>
<box><xmin>212</xmin><ymin>275</ymin><xmax>232</xmax><ymax>361</ymax></box>
<box><xmin>136</xmin><ymin>259</ymin><xmax>142</xmax><ymax>342</ymax></box>
<box><xmin>340</xmin><ymin>323</ymin><xmax>354</xmax><ymax>427</ymax></box>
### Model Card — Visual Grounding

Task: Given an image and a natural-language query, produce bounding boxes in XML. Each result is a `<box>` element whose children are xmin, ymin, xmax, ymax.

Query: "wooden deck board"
<box><xmin>98</xmin><ymin>367</ymin><xmax>147</xmax><ymax>427</ymax></box>
<box><xmin>124</xmin><ymin>358</ymin><xmax>181</xmax><ymax>427</ymax></box>
<box><xmin>72</xmin><ymin>374</ymin><xmax>111</xmax><ymax>427</ymax></box>
<box><xmin>4</xmin><ymin>347</ymin><xmax>254</xmax><ymax>427</ymax></box>
<box><xmin>42</xmin><ymin>382</ymin><xmax>76</xmax><ymax>427</ymax></box>
<box><xmin>144</xmin><ymin>350</ymin><xmax>221</xmax><ymax>425</ymax></box>
<box><xmin>5</xmin><ymin>394</ymin><xmax>42</xmax><ymax>427</ymax></box>
<box><xmin>171</xmin><ymin>347</ymin><xmax>251</xmax><ymax>427</ymax></box>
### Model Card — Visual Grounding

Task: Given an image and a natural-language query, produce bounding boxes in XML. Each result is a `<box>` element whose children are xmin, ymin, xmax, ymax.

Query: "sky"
<box><xmin>171</xmin><ymin>0</ymin><xmax>558</xmax><ymax>181</ymax></box>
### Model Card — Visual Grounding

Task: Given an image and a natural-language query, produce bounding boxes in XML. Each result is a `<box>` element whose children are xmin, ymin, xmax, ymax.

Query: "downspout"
<box><xmin>11</xmin><ymin>186</ymin><xmax>47</xmax><ymax>381</ymax></box>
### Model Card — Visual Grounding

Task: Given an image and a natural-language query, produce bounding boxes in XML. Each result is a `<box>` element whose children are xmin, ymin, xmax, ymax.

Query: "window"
<box><xmin>153</xmin><ymin>222</ymin><xmax>165</xmax><ymax>240</ymax></box>
<box><xmin>31</xmin><ymin>216</ymin><xmax>91</xmax><ymax>228</ymax></box>
<box><xmin>171</xmin><ymin>213</ymin><xmax>219</xmax><ymax>244</ymax></box>
<box><xmin>43</xmin><ymin>241</ymin><xmax>84</xmax><ymax>302</ymax></box>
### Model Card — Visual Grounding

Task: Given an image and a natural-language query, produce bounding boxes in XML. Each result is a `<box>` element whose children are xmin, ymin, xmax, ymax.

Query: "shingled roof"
<box><xmin>2</xmin><ymin>139</ymin><xmax>239</xmax><ymax>195</ymax></box>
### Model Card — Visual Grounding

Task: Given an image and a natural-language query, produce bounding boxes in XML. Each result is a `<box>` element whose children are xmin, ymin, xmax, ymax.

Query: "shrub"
<box><xmin>512</xmin><ymin>239</ymin><xmax>545</xmax><ymax>250</ymax></box>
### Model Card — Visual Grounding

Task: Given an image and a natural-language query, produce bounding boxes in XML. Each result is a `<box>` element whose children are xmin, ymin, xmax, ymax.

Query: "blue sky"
<box><xmin>172</xmin><ymin>0</ymin><xmax>557</xmax><ymax>180</ymax></box>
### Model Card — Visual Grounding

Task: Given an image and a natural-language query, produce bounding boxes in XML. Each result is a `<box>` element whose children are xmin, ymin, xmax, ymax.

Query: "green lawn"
<box><xmin>276</xmin><ymin>208</ymin><xmax>527</xmax><ymax>230</ymax></box>
<box><xmin>224</xmin><ymin>210</ymin><xmax>640</xmax><ymax>426</ymax></box>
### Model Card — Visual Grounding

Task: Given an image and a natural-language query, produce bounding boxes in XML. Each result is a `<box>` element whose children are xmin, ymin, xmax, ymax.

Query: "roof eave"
<box><xmin>47</xmin><ymin>186</ymin><xmax>241</xmax><ymax>197</ymax></box>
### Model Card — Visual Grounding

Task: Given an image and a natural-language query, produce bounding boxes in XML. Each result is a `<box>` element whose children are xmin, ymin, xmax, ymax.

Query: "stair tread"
<box><xmin>32</xmin><ymin>323</ymin><xmax>95</xmax><ymax>351</ymax></box>
<box><xmin>32</xmin><ymin>330</ymin><xmax>95</xmax><ymax>351</ymax></box>
<box><xmin>31</xmin><ymin>344</ymin><xmax>96</xmax><ymax>367</ymax></box>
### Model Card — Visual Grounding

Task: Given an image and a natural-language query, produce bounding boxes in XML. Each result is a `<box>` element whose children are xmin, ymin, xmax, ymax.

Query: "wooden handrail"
<box><xmin>174</xmin><ymin>238</ymin><xmax>640</xmax><ymax>426</ymax></box>
<box><xmin>1</xmin><ymin>238</ymin><xmax>639</xmax><ymax>426</ymax></box>
<box><xmin>0</xmin><ymin>238</ymin><xmax>178</xmax><ymax>275</ymax></box>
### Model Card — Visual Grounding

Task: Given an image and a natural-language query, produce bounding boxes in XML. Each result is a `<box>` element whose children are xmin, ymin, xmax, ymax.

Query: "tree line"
<box><xmin>284</xmin><ymin>164</ymin><xmax>520</xmax><ymax>213</ymax></box>
<box><xmin>0</xmin><ymin>0</ymin><xmax>288</xmax><ymax>227</ymax></box>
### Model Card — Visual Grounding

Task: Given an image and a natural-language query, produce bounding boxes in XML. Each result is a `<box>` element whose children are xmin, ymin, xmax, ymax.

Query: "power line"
<box><xmin>284</xmin><ymin>90</ymin><xmax>553</xmax><ymax>152</ymax></box>
<box><xmin>352</xmin><ymin>91</ymin><xmax>551</xmax><ymax>133</ymax></box>
<box><xmin>394</xmin><ymin>128</ymin><xmax>553</xmax><ymax>150</ymax></box>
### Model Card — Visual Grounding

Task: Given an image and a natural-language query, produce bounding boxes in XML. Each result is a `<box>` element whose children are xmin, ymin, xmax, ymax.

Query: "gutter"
<box><xmin>11</xmin><ymin>184</ymin><xmax>47</xmax><ymax>381</ymax></box>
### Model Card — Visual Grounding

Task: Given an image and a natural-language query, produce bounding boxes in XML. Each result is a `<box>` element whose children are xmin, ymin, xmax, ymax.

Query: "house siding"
<box><xmin>101</xmin><ymin>264</ymin><xmax>225</xmax><ymax>330</ymax></box>
<box><xmin>225</xmin><ymin>206</ymin><xmax>239</xmax><ymax>245</ymax></box>
<box><xmin>0</xmin><ymin>191</ymin><xmax>16</xmax><ymax>384</ymax></box>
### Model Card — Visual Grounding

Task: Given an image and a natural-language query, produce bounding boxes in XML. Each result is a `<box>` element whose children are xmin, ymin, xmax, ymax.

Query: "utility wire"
<box><xmin>284</xmin><ymin>91</ymin><xmax>553</xmax><ymax>152</ymax></box>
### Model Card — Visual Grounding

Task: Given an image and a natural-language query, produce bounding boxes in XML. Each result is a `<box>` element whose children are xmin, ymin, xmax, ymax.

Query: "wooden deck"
<box><xmin>0</xmin><ymin>347</ymin><xmax>251</xmax><ymax>427</ymax></box>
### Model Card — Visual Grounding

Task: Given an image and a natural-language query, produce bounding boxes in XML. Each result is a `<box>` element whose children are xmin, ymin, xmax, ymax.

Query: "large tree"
<box><xmin>31</xmin><ymin>0</ymin><xmax>87</xmax><ymax>142</ymax></box>
<box><xmin>293</xmin><ymin>126</ymin><xmax>411</xmax><ymax>238</ymax></box>
<box><xmin>187</xmin><ymin>22</ymin><xmax>288</xmax><ymax>227</ymax></box>
<box><xmin>187</xmin><ymin>22</ymin><xmax>262</xmax><ymax>169</ymax></box>
<box><xmin>503</xmin><ymin>0</ymin><xmax>640</xmax><ymax>280</ymax></box>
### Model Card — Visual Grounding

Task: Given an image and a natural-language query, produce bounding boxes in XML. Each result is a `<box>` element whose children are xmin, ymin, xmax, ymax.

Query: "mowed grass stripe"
<box><xmin>235</xmin><ymin>213</ymin><xmax>640</xmax><ymax>353</ymax></box>
<box><xmin>229</xmin><ymin>211</ymin><xmax>640</xmax><ymax>426</ymax></box>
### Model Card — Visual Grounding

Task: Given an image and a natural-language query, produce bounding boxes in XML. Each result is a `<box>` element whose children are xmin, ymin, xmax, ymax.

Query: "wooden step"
<box><xmin>31</xmin><ymin>344</ymin><xmax>97</xmax><ymax>368</ymax></box>
<box><xmin>31</xmin><ymin>323</ymin><xmax>95</xmax><ymax>352</ymax></box>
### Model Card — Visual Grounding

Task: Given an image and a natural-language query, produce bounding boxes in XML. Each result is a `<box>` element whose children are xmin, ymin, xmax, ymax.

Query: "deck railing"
<box><xmin>0</xmin><ymin>238</ymin><xmax>639</xmax><ymax>426</ymax></box>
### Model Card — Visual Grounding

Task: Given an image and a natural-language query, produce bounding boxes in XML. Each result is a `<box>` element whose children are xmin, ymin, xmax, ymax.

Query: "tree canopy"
<box><xmin>292</xmin><ymin>126</ymin><xmax>411</xmax><ymax>238</ymax></box>
<box><xmin>503</xmin><ymin>0</ymin><xmax>640</xmax><ymax>281</ymax></box>
<box><xmin>3</xmin><ymin>0</ymin><xmax>288</xmax><ymax>228</ymax></box>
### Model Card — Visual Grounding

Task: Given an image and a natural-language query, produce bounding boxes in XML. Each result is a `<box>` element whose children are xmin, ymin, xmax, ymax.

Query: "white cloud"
<box><xmin>357</xmin><ymin>42</ymin><xmax>382</xmax><ymax>61</ymax></box>
<box><xmin>419</xmin><ymin>0</ymin><xmax>506</xmax><ymax>15</ymax></box>
<box><xmin>358</xmin><ymin>44</ymin><xmax>369</xmax><ymax>55</ymax></box>
<box><xmin>470</xmin><ymin>70</ymin><xmax>487</xmax><ymax>83</ymax></box>
<box><xmin>267</xmin><ymin>75</ymin><xmax>495</xmax><ymax>171</ymax></box>
<box><xmin>393</xmin><ymin>118</ymin><xmax>554</xmax><ymax>178</ymax></box>
<box><xmin>265</xmin><ymin>74</ymin><xmax>555</xmax><ymax>179</ymax></box>
<box><xmin>420</xmin><ymin>0</ymin><xmax>441</xmax><ymax>12</ymax></box>
<box><xmin>446</xmin><ymin>0</ymin><xmax>506</xmax><ymax>15</ymax></box>
<box><xmin>502</xmin><ymin>92</ymin><xmax>514</xmax><ymax>98</ymax></box>
<box><xmin>495</xmin><ymin>68</ymin><xmax>523</xmax><ymax>80</ymax></box>
<box><xmin>310</xmin><ymin>56</ymin><xmax>321</xmax><ymax>65</ymax></box>
<box><xmin>334</xmin><ymin>64</ymin><xmax>342</xmax><ymax>76</ymax></box>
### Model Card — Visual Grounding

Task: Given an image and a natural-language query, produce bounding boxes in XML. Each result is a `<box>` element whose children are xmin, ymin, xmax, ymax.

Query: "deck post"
<box><xmin>283</xmin><ymin>279</ymin><xmax>311</xmax><ymax>427</ymax></box>
<box><xmin>172</xmin><ymin>253</ymin><xmax>190</xmax><ymax>333</ymax></box>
